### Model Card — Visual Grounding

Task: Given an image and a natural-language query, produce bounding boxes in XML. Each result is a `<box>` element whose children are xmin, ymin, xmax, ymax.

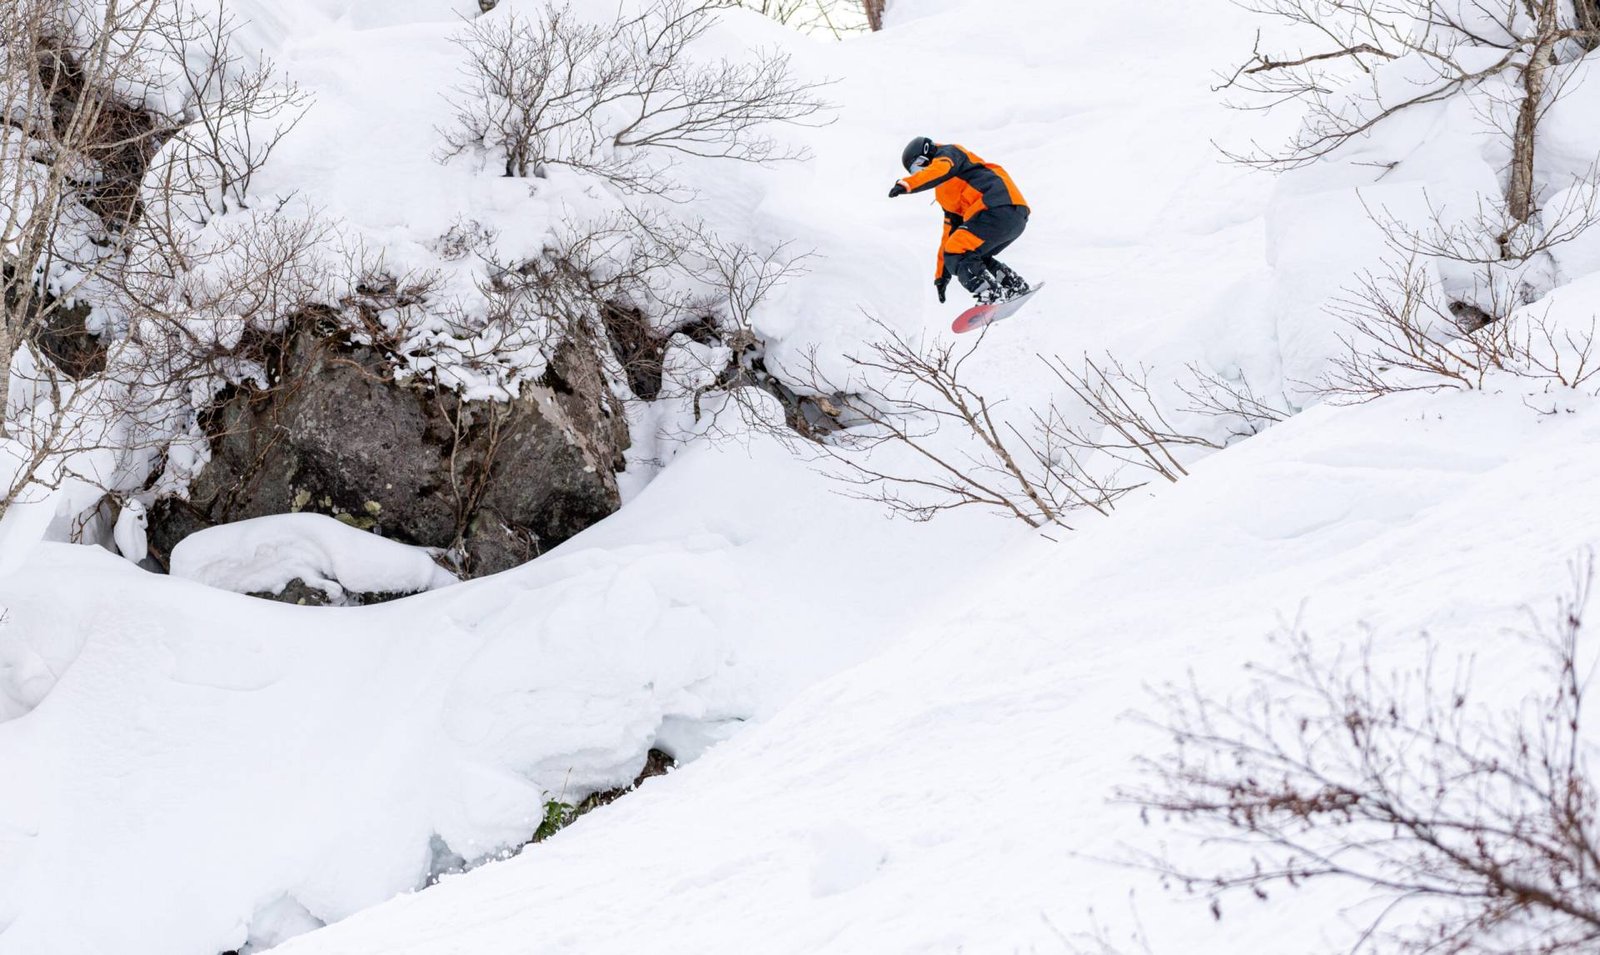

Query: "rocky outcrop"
<box><xmin>149</xmin><ymin>315</ymin><xmax>629</xmax><ymax>578</ymax></box>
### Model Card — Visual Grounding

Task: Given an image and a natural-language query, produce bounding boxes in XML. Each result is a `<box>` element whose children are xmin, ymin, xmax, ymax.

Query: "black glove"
<box><xmin>888</xmin><ymin>182</ymin><xmax>907</xmax><ymax>198</ymax></box>
<box><xmin>935</xmin><ymin>273</ymin><xmax>950</xmax><ymax>303</ymax></box>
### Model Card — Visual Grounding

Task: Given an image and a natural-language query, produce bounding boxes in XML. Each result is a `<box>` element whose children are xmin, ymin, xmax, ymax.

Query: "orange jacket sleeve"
<box><xmin>897</xmin><ymin>156</ymin><xmax>955</xmax><ymax>194</ymax></box>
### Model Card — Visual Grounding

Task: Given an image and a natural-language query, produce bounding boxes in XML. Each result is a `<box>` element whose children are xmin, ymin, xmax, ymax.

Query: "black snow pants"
<box><xmin>944</xmin><ymin>205</ymin><xmax>1029</xmax><ymax>293</ymax></box>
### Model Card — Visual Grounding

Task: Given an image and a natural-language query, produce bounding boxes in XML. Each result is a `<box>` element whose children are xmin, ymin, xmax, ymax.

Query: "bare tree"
<box><xmin>440</xmin><ymin>0</ymin><xmax>831</xmax><ymax>191</ymax></box>
<box><xmin>1220</xmin><ymin>1</ymin><xmax>1600</xmax><ymax>229</ymax></box>
<box><xmin>1</xmin><ymin>0</ymin><xmax>328</xmax><ymax>528</ymax></box>
<box><xmin>1125</xmin><ymin>559</ymin><xmax>1600</xmax><ymax>953</ymax></box>
<box><xmin>1</xmin><ymin>0</ymin><xmax>173</xmax><ymax>429</ymax></box>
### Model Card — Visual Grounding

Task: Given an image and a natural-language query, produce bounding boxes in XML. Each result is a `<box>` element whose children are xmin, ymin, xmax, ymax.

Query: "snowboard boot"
<box><xmin>991</xmin><ymin>261</ymin><xmax>1031</xmax><ymax>301</ymax></box>
<box><xmin>973</xmin><ymin>278</ymin><xmax>1003</xmax><ymax>305</ymax></box>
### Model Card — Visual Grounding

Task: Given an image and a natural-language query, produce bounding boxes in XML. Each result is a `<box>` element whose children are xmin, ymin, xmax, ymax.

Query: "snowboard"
<box><xmin>951</xmin><ymin>284</ymin><xmax>1045</xmax><ymax>335</ymax></box>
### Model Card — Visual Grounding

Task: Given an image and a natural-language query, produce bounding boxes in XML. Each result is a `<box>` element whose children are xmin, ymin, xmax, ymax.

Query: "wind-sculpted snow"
<box><xmin>169</xmin><ymin>513</ymin><xmax>459</xmax><ymax>602</ymax></box>
<box><xmin>0</xmin><ymin>442</ymin><xmax>996</xmax><ymax>954</ymax></box>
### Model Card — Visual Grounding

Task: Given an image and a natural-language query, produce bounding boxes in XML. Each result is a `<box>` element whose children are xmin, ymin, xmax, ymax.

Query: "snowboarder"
<box><xmin>888</xmin><ymin>137</ymin><xmax>1032</xmax><ymax>307</ymax></box>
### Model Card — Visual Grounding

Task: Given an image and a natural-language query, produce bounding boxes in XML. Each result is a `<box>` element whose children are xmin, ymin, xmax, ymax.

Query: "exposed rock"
<box><xmin>526</xmin><ymin>748</ymin><xmax>678</xmax><ymax>846</ymax></box>
<box><xmin>1448</xmin><ymin>300</ymin><xmax>1496</xmax><ymax>333</ymax></box>
<box><xmin>577</xmin><ymin>748</ymin><xmax>677</xmax><ymax>812</ymax></box>
<box><xmin>35</xmin><ymin>296</ymin><xmax>106</xmax><ymax>379</ymax></box>
<box><xmin>250</xmin><ymin>579</ymin><xmax>335</xmax><ymax>607</ymax></box>
<box><xmin>6</xmin><ymin>42</ymin><xmax>170</xmax><ymax>382</ymax></box>
<box><xmin>601</xmin><ymin>303</ymin><xmax>720</xmax><ymax>401</ymax></box>
<box><xmin>1</xmin><ymin>267</ymin><xmax>107</xmax><ymax>380</ymax></box>
<box><xmin>149</xmin><ymin>315</ymin><xmax>629</xmax><ymax>578</ymax></box>
<box><xmin>605</xmin><ymin>303</ymin><xmax>848</xmax><ymax>437</ymax></box>
<box><xmin>245</xmin><ymin>579</ymin><xmax>415</xmax><ymax>608</ymax></box>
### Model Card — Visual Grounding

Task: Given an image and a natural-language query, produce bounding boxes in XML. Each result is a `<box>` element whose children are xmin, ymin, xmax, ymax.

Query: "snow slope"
<box><xmin>269</xmin><ymin>0</ymin><xmax>1600</xmax><ymax>952</ymax></box>
<box><xmin>5</xmin><ymin>0</ymin><xmax>1600</xmax><ymax>952</ymax></box>
<box><xmin>278</xmin><ymin>389</ymin><xmax>1600</xmax><ymax>955</ymax></box>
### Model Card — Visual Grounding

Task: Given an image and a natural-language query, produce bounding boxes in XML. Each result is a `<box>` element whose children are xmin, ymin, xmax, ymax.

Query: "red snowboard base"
<box><xmin>951</xmin><ymin>284</ymin><xmax>1045</xmax><ymax>334</ymax></box>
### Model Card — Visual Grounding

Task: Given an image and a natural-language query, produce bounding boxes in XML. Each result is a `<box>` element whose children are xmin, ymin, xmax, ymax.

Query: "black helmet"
<box><xmin>901</xmin><ymin>136</ymin><xmax>935</xmax><ymax>172</ymax></box>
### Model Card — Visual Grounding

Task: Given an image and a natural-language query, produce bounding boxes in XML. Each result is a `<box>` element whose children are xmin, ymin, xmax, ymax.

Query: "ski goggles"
<box><xmin>909</xmin><ymin>155</ymin><xmax>932</xmax><ymax>173</ymax></box>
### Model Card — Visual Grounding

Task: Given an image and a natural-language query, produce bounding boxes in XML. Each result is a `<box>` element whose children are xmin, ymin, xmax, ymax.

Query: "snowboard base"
<box><xmin>951</xmin><ymin>284</ymin><xmax>1045</xmax><ymax>334</ymax></box>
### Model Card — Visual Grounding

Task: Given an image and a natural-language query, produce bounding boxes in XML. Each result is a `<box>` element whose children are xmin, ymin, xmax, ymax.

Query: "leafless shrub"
<box><xmin>0</xmin><ymin>205</ymin><xmax>336</xmax><ymax>536</ymax></box>
<box><xmin>449</xmin><ymin>208</ymin><xmax>685</xmax><ymax>395</ymax></box>
<box><xmin>148</xmin><ymin>2</ymin><xmax>311</xmax><ymax>224</ymax></box>
<box><xmin>656</xmin><ymin>224</ymin><xmax>814</xmax><ymax>432</ymax></box>
<box><xmin>1043</xmin><ymin>355</ymin><xmax>1230</xmax><ymax>485</ymax></box>
<box><xmin>440</xmin><ymin>0</ymin><xmax>832</xmax><ymax>191</ymax></box>
<box><xmin>1124</xmin><ymin>558</ymin><xmax>1600</xmax><ymax>953</ymax></box>
<box><xmin>1</xmin><ymin>0</ymin><xmax>326</xmax><ymax>528</ymax></box>
<box><xmin>1320</xmin><ymin>254</ymin><xmax>1492</xmax><ymax>397</ymax></box>
<box><xmin>1317</xmin><ymin>252</ymin><xmax>1600</xmax><ymax>401</ymax></box>
<box><xmin>735</xmin><ymin>0</ymin><xmax>870</xmax><ymax>37</ymax></box>
<box><xmin>383</xmin><ymin>205</ymin><xmax>811</xmax><ymax>445</ymax></box>
<box><xmin>432</xmin><ymin>217</ymin><xmax>499</xmax><ymax>262</ymax></box>
<box><xmin>1057</xmin><ymin>907</ymin><xmax>1157</xmax><ymax>955</ymax></box>
<box><xmin>798</xmin><ymin>327</ymin><xmax>1256</xmax><ymax>528</ymax></box>
<box><xmin>1367</xmin><ymin>175</ymin><xmax>1600</xmax><ymax>273</ymax></box>
<box><xmin>801</xmin><ymin>324</ymin><xmax>1108</xmax><ymax>528</ymax></box>
<box><xmin>1175</xmin><ymin>362</ymin><xmax>1291</xmax><ymax>440</ymax></box>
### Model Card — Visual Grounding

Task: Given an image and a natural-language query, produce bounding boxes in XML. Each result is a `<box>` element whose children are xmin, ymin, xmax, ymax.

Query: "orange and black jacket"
<box><xmin>895</xmin><ymin>143</ymin><xmax>1029</xmax><ymax>280</ymax></box>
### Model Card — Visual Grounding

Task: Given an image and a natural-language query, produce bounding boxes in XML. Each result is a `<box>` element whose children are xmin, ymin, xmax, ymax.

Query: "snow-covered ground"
<box><xmin>0</xmin><ymin>438</ymin><xmax>1007</xmax><ymax>954</ymax></box>
<box><xmin>4</xmin><ymin>0</ymin><xmax>1600</xmax><ymax>952</ymax></box>
<box><xmin>277</xmin><ymin>389</ymin><xmax>1600</xmax><ymax>955</ymax></box>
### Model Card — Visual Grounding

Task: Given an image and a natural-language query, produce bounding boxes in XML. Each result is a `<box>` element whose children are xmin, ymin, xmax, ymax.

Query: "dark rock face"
<box><xmin>39</xmin><ymin>42</ymin><xmax>171</xmax><ymax>235</ymax></box>
<box><xmin>149</xmin><ymin>318</ymin><xmax>628</xmax><ymax>578</ymax></box>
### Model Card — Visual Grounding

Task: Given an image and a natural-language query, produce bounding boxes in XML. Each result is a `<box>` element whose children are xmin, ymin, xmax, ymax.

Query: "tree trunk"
<box><xmin>1507</xmin><ymin>0</ymin><xmax>1561</xmax><ymax>227</ymax></box>
<box><xmin>862</xmin><ymin>0</ymin><xmax>884</xmax><ymax>31</ymax></box>
<box><xmin>0</xmin><ymin>314</ymin><xmax>13</xmax><ymax>437</ymax></box>
<box><xmin>1578</xmin><ymin>0</ymin><xmax>1600</xmax><ymax>51</ymax></box>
